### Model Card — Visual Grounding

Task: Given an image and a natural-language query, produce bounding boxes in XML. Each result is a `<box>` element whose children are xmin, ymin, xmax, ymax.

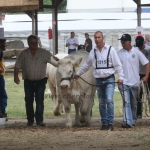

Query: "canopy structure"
<box><xmin>133</xmin><ymin>0</ymin><xmax>150</xmax><ymax>27</ymax></box>
<box><xmin>0</xmin><ymin>0</ymin><xmax>64</xmax><ymax>55</ymax></box>
<box><xmin>0</xmin><ymin>0</ymin><xmax>40</xmax><ymax>12</ymax></box>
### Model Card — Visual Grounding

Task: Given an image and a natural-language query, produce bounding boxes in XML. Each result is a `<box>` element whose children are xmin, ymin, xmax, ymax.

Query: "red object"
<box><xmin>136</xmin><ymin>34</ymin><xmax>143</xmax><ymax>37</ymax></box>
<box><xmin>48</xmin><ymin>28</ymin><xmax>53</xmax><ymax>39</ymax></box>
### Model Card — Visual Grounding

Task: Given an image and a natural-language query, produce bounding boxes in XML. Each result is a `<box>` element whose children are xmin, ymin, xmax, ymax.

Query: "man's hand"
<box><xmin>118</xmin><ymin>79</ymin><xmax>123</xmax><ymax>84</ymax></box>
<box><xmin>53</xmin><ymin>56</ymin><xmax>59</xmax><ymax>61</ymax></box>
<box><xmin>74</xmin><ymin>74</ymin><xmax>79</xmax><ymax>79</ymax></box>
<box><xmin>141</xmin><ymin>76</ymin><xmax>148</xmax><ymax>82</ymax></box>
<box><xmin>14</xmin><ymin>76</ymin><xmax>20</xmax><ymax>84</ymax></box>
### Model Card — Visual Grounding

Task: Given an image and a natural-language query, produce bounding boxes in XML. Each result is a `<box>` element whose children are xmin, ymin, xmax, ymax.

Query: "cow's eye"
<box><xmin>70</xmin><ymin>71</ymin><xmax>72</xmax><ymax>73</ymax></box>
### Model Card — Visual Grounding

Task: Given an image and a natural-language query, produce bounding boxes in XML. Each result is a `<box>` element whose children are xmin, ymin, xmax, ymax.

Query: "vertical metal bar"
<box><xmin>52</xmin><ymin>6</ymin><xmax>58</xmax><ymax>55</ymax></box>
<box><xmin>137</xmin><ymin>0</ymin><xmax>141</xmax><ymax>26</ymax></box>
<box><xmin>32</xmin><ymin>11</ymin><xmax>35</xmax><ymax>35</ymax></box>
<box><xmin>35</xmin><ymin>10</ymin><xmax>38</xmax><ymax>36</ymax></box>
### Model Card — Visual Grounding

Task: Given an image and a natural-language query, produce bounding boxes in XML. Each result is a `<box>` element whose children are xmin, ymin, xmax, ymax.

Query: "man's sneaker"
<box><xmin>137</xmin><ymin>115</ymin><xmax>142</xmax><ymax>119</ymax></box>
<box><xmin>100</xmin><ymin>125</ymin><xmax>108</xmax><ymax>130</ymax></box>
<box><xmin>3</xmin><ymin>113</ymin><xmax>8</xmax><ymax>121</ymax></box>
<box><xmin>37</xmin><ymin>122</ymin><xmax>46</xmax><ymax>127</ymax></box>
<box><xmin>121</xmin><ymin>124</ymin><xmax>132</xmax><ymax>128</ymax></box>
<box><xmin>108</xmin><ymin>124</ymin><xmax>114</xmax><ymax>131</ymax></box>
<box><xmin>27</xmin><ymin>121</ymin><xmax>34</xmax><ymax>126</ymax></box>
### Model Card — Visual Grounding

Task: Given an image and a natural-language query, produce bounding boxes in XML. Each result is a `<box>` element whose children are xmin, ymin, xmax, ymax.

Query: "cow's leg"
<box><xmin>80</xmin><ymin>92</ymin><xmax>92</xmax><ymax>126</ymax></box>
<box><xmin>74</xmin><ymin>102</ymin><xmax>81</xmax><ymax>126</ymax></box>
<box><xmin>62</xmin><ymin>99</ymin><xmax>72</xmax><ymax>127</ymax></box>
<box><xmin>48</xmin><ymin>81</ymin><xmax>61</xmax><ymax>116</ymax></box>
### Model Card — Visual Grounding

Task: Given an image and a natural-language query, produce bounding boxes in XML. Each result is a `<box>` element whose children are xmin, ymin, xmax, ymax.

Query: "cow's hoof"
<box><xmin>73</xmin><ymin>123</ymin><xmax>82</xmax><ymax>127</ymax></box>
<box><xmin>81</xmin><ymin>123</ymin><xmax>90</xmax><ymax>127</ymax></box>
<box><xmin>80</xmin><ymin>118</ymin><xmax>86</xmax><ymax>123</ymax></box>
<box><xmin>66</xmin><ymin>123</ymin><xmax>72</xmax><ymax>128</ymax></box>
<box><xmin>54</xmin><ymin>111</ymin><xmax>60</xmax><ymax>116</ymax></box>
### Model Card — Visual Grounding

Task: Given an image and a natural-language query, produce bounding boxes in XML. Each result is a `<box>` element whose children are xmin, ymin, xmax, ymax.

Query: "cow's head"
<box><xmin>51</xmin><ymin>56</ymin><xmax>82</xmax><ymax>89</ymax></box>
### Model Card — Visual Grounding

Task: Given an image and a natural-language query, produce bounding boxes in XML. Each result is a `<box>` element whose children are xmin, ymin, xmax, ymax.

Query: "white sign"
<box><xmin>0</xmin><ymin>28</ymin><xmax>4</xmax><ymax>38</ymax></box>
<box><xmin>136</xmin><ymin>26</ymin><xmax>143</xmax><ymax>33</ymax></box>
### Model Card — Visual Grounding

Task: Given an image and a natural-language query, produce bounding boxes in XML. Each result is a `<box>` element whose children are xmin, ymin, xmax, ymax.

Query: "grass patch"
<box><xmin>4</xmin><ymin>73</ymin><xmax>123</xmax><ymax>119</ymax></box>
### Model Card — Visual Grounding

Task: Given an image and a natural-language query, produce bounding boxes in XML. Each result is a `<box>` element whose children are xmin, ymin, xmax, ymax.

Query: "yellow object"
<box><xmin>0</xmin><ymin>58</ymin><xmax>5</xmax><ymax>76</ymax></box>
<box><xmin>75</xmin><ymin>64</ymin><xmax>79</xmax><ymax>67</ymax></box>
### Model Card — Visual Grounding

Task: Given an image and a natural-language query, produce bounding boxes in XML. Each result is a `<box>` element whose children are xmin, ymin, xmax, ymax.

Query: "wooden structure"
<box><xmin>0</xmin><ymin>0</ymin><xmax>40</xmax><ymax>12</ymax></box>
<box><xmin>0</xmin><ymin>0</ymin><xmax>63</xmax><ymax>55</ymax></box>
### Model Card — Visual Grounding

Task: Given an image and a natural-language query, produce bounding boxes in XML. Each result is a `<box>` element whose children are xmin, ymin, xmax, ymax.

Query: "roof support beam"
<box><xmin>137</xmin><ymin>0</ymin><xmax>141</xmax><ymax>26</ymax></box>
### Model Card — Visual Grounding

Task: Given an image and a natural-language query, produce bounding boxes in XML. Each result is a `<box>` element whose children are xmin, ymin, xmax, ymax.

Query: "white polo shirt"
<box><xmin>66</xmin><ymin>37</ymin><xmax>78</xmax><ymax>49</ymax></box>
<box><xmin>117</xmin><ymin>46</ymin><xmax>149</xmax><ymax>86</ymax></box>
<box><xmin>76</xmin><ymin>43</ymin><xmax>124</xmax><ymax>80</ymax></box>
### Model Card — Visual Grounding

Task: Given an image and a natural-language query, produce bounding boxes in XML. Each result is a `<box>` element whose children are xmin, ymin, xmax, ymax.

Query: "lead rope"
<box><xmin>122</xmin><ymin>84</ymin><xmax>127</xmax><ymax>126</ymax></box>
<box><xmin>138</xmin><ymin>81</ymin><xmax>150</xmax><ymax>117</ymax></box>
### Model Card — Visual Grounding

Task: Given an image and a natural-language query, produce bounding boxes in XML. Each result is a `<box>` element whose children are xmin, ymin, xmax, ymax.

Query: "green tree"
<box><xmin>44</xmin><ymin>0</ymin><xmax>67</xmax><ymax>13</ymax></box>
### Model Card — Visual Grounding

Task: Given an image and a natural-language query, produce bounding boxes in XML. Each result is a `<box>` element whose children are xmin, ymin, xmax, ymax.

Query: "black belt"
<box><xmin>97</xmin><ymin>74</ymin><xmax>114</xmax><ymax>80</ymax></box>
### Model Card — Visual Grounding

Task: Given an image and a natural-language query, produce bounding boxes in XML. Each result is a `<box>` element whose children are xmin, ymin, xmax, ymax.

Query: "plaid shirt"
<box><xmin>15</xmin><ymin>48</ymin><xmax>52</xmax><ymax>80</ymax></box>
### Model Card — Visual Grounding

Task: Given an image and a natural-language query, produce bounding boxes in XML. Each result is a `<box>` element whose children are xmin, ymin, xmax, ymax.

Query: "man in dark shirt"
<box><xmin>84</xmin><ymin>33</ymin><xmax>92</xmax><ymax>52</ymax></box>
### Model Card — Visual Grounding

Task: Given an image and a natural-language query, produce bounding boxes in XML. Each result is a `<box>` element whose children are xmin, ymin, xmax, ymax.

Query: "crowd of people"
<box><xmin>0</xmin><ymin>31</ymin><xmax>150</xmax><ymax>130</ymax></box>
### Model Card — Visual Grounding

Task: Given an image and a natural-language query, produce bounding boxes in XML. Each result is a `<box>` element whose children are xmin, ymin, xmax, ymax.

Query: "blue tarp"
<box><xmin>134</xmin><ymin>8</ymin><xmax>150</xmax><ymax>13</ymax></box>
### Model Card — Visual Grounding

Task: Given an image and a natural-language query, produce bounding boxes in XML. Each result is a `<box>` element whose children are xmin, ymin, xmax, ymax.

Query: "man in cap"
<box><xmin>117</xmin><ymin>34</ymin><xmax>149</xmax><ymax>128</ymax></box>
<box><xmin>0</xmin><ymin>38</ymin><xmax>8</xmax><ymax>119</ymax></box>
<box><xmin>135</xmin><ymin>36</ymin><xmax>150</xmax><ymax>119</ymax></box>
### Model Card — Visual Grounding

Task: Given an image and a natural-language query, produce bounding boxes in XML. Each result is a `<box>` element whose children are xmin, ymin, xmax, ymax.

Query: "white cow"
<box><xmin>46</xmin><ymin>54</ymin><xmax>68</xmax><ymax>114</ymax></box>
<box><xmin>51</xmin><ymin>50</ymin><xmax>96</xmax><ymax>127</ymax></box>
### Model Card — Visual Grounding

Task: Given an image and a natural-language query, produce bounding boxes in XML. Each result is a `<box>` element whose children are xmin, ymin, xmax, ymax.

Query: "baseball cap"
<box><xmin>78</xmin><ymin>44</ymin><xmax>85</xmax><ymax>50</ymax></box>
<box><xmin>118</xmin><ymin>34</ymin><xmax>131</xmax><ymax>41</ymax></box>
<box><xmin>135</xmin><ymin>36</ymin><xmax>144</xmax><ymax>47</ymax></box>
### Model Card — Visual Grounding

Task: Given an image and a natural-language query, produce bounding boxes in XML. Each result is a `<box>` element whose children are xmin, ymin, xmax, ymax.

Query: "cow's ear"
<box><xmin>50</xmin><ymin>56</ymin><xmax>59</xmax><ymax>67</ymax></box>
<box><xmin>72</xmin><ymin>57</ymin><xmax>83</xmax><ymax>66</ymax></box>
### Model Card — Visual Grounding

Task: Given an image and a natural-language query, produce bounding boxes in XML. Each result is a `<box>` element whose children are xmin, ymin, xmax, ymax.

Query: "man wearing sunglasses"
<box><xmin>14</xmin><ymin>35</ymin><xmax>59</xmax><ymax>127</ymax></box>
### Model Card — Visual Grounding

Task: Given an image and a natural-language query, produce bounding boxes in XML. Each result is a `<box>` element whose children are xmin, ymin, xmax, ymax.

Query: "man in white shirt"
<box><xmin>118</xmin><ymin>34</ymin><xmax>149</xmax><ymax>128</ymax></box>
<box><xmin>135</xmin><ymin>36</ymin><xmax>150</xmax><ymax>119</ymax></box>
<box><xmin>74</xmin><ymin>31</ymin><xmax>124</xmax><ymax>131</ymax></box>
<box><xmin>66</xmin><ymin>32</ymin><xmax>79</xmax><ymax>54</ymax></box>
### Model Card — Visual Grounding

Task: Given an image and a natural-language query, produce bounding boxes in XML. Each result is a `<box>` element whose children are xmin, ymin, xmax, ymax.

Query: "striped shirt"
<box><xmin>15</xmin><ymin>48</ymin><xmax>52</xmax><ymax>80</ymax></box>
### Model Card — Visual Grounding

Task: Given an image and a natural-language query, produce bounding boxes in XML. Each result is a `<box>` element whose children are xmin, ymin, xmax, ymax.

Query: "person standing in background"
<box><xmin>135</xmin><ymin>36</ymin><xmax>150</xmax><ymax>119</ymax></box>
<box><xmin>145</xmin><ymin>35</ymin><xmax>150</xmax><ymax>46</ymax></box>
<box><xmin>0</xmin><ymin>38</ymin><xmax>8</xmax><ymax>120</ymax></box>
<box><xmin>84</xmin><ymin>33</ymin><xmax>92</xmax><ymax>53</ymax></box>
<box><xmin>66</xmin><ymin>31</ymin><xmax>79</xmax><ymax>54</ymax></box>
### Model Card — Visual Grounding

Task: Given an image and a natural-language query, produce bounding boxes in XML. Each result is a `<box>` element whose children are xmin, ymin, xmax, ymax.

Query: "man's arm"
<box><xmin>141</xmin><ymin>63</ymin><xmax>150</xmax><ymax>82</ymax></box>
<box><xmin>14</xmin><ymin>67</ymin><xmax>20</xmax><ymax>84</ymax></box>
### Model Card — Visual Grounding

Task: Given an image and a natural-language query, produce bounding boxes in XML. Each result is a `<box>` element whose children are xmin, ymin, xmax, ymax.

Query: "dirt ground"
<box><xmin>0</xmin><ymin>118</ymin><xmax>150</xmax><ymax>150</ymax></box>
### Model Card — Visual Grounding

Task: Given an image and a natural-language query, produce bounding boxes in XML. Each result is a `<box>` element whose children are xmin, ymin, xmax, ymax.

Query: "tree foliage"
<box><xmin>44</xmin><ymin>0</ymin><xmax>67</xmax><ymax>13</ymax></box>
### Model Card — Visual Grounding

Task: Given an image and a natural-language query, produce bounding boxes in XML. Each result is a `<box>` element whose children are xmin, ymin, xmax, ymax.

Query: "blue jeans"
<box><xmin>0</xmin><ymin>75</ymin><xmax>8</xmax><ymax>115</ymax></box>
<box><xmin>118</xmin><ymin>84</ymin><xmax>138</xmax><ymax>126</ymax></box>
<box><xmin>96</xmin><ymin>76</ymin><xmax>115</xmax><ymax>125</ymax></box>
<box><xmin>68</xmin><ymin>49</ymin><xmax>76</xmax><ymax>54</ymax></box>
<box><xmin>24</xmin><ymin>78</ymin><xmax>46</xmax><ymax>124</ymax></box>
